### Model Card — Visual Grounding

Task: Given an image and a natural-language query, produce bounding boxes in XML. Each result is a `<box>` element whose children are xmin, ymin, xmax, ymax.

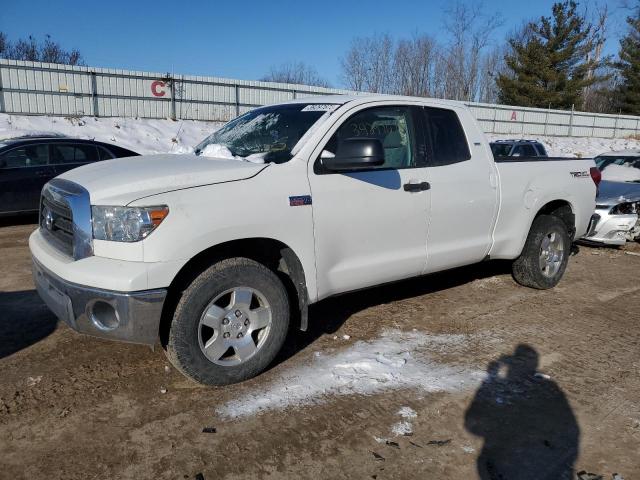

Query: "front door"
<box><xmin>308</xmin><ymin>105</ymin><xmax>430</xmax><ymax>299</ymax></box>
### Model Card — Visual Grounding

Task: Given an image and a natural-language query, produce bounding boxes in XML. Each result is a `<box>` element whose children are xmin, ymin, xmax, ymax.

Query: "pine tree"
<box><xmin>497</xmin><ymin>1</ymin><xmax>600</xmax><ymax>109</ymax></box>
<box><xmin>616</xmin><ymin>12</ymin><xmax>640</xmax><ymax>114</ymax></box>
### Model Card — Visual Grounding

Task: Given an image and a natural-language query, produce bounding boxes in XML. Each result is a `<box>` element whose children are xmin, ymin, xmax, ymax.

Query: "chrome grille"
<box><xmin>39</xmin><ymin>179</ymin><xmax>93</xmax><ymax>260</ymax></box>
<box><xmin>41</xmin><ymin>193</ymin><xmax>74</xmax><ymax>256</ymax></box>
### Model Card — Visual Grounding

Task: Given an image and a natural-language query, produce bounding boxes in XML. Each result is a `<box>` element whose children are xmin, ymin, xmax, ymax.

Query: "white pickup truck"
<box><xmin>30</xmin><ymin>95</ymin><xmax>598</xmax><ymax>385</ymax></box>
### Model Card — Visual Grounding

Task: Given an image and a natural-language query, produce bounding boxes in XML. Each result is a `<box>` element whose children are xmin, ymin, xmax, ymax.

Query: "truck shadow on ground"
<box><xmin>0</xmin><ymin>290</ymin><xmax>57</xmax><ymax>359</ymax></box>
<box><xmin>277</xmin><ymin>259</ymin><xmax>514</xmax><ymax>364</ymax></box>
<box><xmin>465</xmin><ymin>344</ymin><xmax>580</xmax><ymax>480</ymax></box>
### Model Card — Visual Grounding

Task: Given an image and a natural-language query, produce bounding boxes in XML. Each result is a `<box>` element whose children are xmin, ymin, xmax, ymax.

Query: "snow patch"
<box><xmin>192</xmin><ymin>144</ymin><xmax>266</xmax><ymax>163</ymax></box>
<box><xmin>391</xmin><ymin>421</ymin><xmax>413</xmax><ymax>436</ymax></box>
<box><xmin>398</xmin><ymin>406</ymin><xmax>417</xmax><ymax>419</ymax></box>
<box><xmin>199</xmin><ymin>143</ymin><xmax>240</xmax><ymax>160</ymax></box>
<box><xmin>0</xmin><ymin>113</ymin><xmax>222</xmax><ymax>155</ymax></box>
<box><xmin>2</xmin><ymin>112</ymin><xmax>640</xmax><ymax>161</ymax></box>
<box><xmin>216</xmin><ymin>329</ymin><xmax>481</xmax><ymax>418</ymax></box>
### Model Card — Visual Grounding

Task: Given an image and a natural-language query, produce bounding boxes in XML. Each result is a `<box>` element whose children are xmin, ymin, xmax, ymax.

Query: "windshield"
<box><xmin>195</xmin><ymin>103</ymin><xmax>339</xmax><ymax>164</ymax></box>
<box><xmin>491</xmin><ymin>143</ymin><xmax>512</xmax><ymax>157</ymax></box>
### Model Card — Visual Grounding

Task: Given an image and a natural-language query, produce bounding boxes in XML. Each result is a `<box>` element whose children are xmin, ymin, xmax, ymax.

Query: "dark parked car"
<box><xmin>490</xmin><ymin>139</ymin><xmax>548</xmax><ymax>158</ymax></box>
<box><xmin>0</xmin><ymin>136</ymin><xmax>138</xmax><ymax>216</ymax></box>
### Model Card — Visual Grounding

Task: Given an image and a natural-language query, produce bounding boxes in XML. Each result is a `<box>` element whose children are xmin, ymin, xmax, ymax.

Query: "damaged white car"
<box><xmin>583</xmin><ymin>151</ymin><xmax>640</xmax><ymax>245</ymax></box>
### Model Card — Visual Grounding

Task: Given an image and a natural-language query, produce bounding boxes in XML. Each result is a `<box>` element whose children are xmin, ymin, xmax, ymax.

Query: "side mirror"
<box><xmin>321</xmin><ymin>138</ymin><xmax>385</xmax><ymax>171</ymax></box>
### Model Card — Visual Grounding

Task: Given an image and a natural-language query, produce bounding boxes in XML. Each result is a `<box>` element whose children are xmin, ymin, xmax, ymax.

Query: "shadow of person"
<box><xmin>464</xmin><ymin>344</ymin><xmax>579</xmax><ymax>480</ymax></box>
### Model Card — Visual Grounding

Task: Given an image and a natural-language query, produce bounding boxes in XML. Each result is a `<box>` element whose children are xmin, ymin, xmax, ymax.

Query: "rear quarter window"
<box><xmin>423</xmin><ymin>107</ymin><xmax>471</xmax><ymax>166</ymax></box>
<box><xmin>107</xmin><ymin>145</ymin><xmax>137</xmax><ymax>158</ymax></box>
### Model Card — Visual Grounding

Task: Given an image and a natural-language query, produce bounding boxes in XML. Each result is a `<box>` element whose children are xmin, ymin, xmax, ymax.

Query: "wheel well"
<box><xmin>158</xmin><ymin>238</ymin><xmax>309</xmax><ymax>346</ymax></box>
<box><xmin>536</xmin><ymin>200</ymin><xmax>576</xmax><ymax>238</ymax></box>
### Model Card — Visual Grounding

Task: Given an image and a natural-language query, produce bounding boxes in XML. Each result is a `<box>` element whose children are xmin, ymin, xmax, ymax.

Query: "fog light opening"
<box><xmin>91</xmin><ymin>301</ymin><xmax>119</xmax><ymax>330</ymax></box>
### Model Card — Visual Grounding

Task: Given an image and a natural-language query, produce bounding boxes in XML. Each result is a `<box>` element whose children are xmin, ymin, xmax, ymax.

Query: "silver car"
<box><xmin>582</xmin><ymin>151</ymin><xmax>640</xmax><ymax>246</ymax></box>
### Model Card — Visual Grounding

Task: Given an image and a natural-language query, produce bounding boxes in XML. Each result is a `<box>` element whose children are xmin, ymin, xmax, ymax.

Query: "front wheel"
<box><xmin>165</xmin><ymin>257</ymin><xmax>290</xmax><ymax>386</ymax></box>
<box><xmin>512</xmin><ymin>214</ymin><xmax>571</xmax><ymax>289</ymax></box>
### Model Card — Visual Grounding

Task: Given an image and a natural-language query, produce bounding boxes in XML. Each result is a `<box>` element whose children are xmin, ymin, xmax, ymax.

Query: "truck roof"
<box><xmin>278</xmin><ymin>93</ymin><xmax>467</xmax><ymax>109</ymax></box>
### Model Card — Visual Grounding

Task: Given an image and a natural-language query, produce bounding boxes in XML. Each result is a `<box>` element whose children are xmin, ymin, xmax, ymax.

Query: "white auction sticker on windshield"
<box><xmin>301</xmin><ymin>104</ymin><xmax>339</xmax><ymax>112</ymax></box>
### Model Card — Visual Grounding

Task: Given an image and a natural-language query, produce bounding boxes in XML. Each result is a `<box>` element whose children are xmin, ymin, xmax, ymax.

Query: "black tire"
<box><xmin>165</xmin><ymin>257</ymin><xmax>290</xmax><ymax>386</ymax></box>
<box><xmin>512</xmin><ymin>214</ymin><xmax>571</xmax><ymax>290</ymax></box>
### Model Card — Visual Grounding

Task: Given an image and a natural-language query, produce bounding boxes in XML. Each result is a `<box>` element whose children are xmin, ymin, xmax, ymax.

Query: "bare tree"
<box><xmin>0</xmin><ymin>32</ymin><xmax>8</xmax><ymax>57</ymax></box>
<box><xmin>0</xmin><ymin>32</ymin><xmax>84</xmax><ymax>65</ymax></box>
<box><xmin>477</xmin><ymin>45</ymin><xmax>506</xmax><ymax>103</ymax></box>
<box><xmin>261</xmin><ymin>61</ymin><xmax>331</xmax><ymax>88</ymax></box>
<box><xmin>440</xmin><ymin>1</ymin><xmax>503</xmax><ymax>101</ymax></box>
<box><xmin>583</xmin><ymin>2</ymin><xmax>616</xmax><ymax>112</ymax></box>
<box><xmin>340</xmin><ymin>37</ymin><xmax>369</xmax><ymax>91</ymax></box>
<box><xmin>339</xmin><ymin>1</ymin><xmax>502</xmax><ymax>101</ymax></box>
<box><xmin>392</xmin><ymin>34</ymin><xmax>440</xmax><ymax>96</ymax></box>
<box><xmin>11</xmin><ymin>36</ymin><xmax>39</xmax><ymax>61</ymax></box>
<box><xmin>340</xmin><ymin>33</ymin><xmax>395</xmax><ymax>93</ymax></box>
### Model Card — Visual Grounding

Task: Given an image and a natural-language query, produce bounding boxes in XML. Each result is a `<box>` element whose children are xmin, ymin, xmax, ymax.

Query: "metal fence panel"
<box><xmin>2</xmin><ymin>58</ymin><xmax>640</xmax><ymax>138</ymax></box>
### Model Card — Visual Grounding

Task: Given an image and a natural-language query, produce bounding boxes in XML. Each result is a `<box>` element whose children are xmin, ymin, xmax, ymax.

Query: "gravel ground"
<box><xmin>1</xmin><ymin>220</ymin><xmax>639</xmax><ymax>479</ymax></box>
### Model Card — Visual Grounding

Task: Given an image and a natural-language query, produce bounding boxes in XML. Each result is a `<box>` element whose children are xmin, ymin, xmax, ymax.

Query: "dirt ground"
<box><xmin>1</xmin><ymin>219</ymin><xmax>639</xmax><ymax>480</ymax></box>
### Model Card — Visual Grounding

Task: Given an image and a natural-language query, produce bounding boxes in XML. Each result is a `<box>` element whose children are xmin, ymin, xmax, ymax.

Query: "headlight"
<box><xmin>92</xmin><ymin>205</ymin><xmax>169</xmax><ymax>242</ymax></box>
<box><xmin>610</xmin><ymin>202</ymin><xmax>638</xmax><ymax>215</ymax></box>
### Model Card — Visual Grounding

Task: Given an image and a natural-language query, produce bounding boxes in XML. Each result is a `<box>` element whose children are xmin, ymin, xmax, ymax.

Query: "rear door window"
<box><xmin>52</xmin><ymin>144</ymin><xmax>100</xmax><ymax>164</ymax></box>
<box><xmin>0</xmin><ymin>144</ymin><xmax>50</xmax><ymax>168</ymax></box>
<box><xmin>422</xmin><ymin>107</ymin><xmax>471</xmax><ymax>166</ymax></box>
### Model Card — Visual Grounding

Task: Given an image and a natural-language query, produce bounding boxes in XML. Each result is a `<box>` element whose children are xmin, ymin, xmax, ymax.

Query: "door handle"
<box><xmin>403</xmin><ymin>181</ymin><xmax>430</xmax><ymax>192</ymax></box>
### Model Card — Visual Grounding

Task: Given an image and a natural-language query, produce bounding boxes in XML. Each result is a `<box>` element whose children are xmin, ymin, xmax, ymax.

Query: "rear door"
<box><xmin>0</xmin><ymin>144</ymin><xmax>53</xmax><ymax>213</ymax></box>
<box><xmin>418</xmin><ymin>106</ymin><xmax>499</xmax><ymax>273</ymax></box>
<box><xmin>51</xmin><ymin>143</ymin><xmax>100</xmax><ymax>175</ymax></box>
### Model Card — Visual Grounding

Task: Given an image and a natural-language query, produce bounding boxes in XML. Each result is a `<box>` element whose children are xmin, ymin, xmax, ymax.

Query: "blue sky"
<box><xmin>0</xmin><ymin>0</ymin><xmax>628</xmax><ymax>86</ymax></box>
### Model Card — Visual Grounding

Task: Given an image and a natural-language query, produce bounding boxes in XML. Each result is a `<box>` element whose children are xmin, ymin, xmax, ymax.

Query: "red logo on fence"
<box><xmin>510</xmin><ymin>111</ymin><xmax>517</xmax><ymax>121</ymax></box>
<box><xmin>151</xmin><ymin>81</ymin><xmax>166</xmax><ymax>97</ymax></box>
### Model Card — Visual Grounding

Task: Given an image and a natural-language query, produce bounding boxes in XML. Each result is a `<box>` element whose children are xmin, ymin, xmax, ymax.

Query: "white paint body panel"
<box><xmin>422</xmin><ymin>107</ymin><xmax>499</xmax><ymax>273</ymax></box>
<box><xmin>30</xmin><ymin>95</ymin><xmax>596</xmax><ymax>305</ymax></box>
<box><xmin>57</xmin><ymin>153</ymin><xmax>267</xmax><ymax>205</ymax></box>
<box><xmin>490</xmin><ymin>160</ymin><xmax>595</xmax><ymax>259</ymax></box>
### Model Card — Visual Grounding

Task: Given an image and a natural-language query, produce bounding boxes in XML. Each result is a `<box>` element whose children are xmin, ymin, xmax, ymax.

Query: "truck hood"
<box><xmin>58</xmin><ymin>154</ymin><xmax>269</xmax><ymax>205</ymax></box>
<box><xmin>597</xmin><ymin>180</ymin><xmax>640</xmax><ymax>206</ymax></box>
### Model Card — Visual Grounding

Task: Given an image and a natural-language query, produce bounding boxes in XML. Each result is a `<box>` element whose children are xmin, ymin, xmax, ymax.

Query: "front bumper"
<box><xmin>581</xmin><ymin>211</ymin><xmax>639</xmax><ymax>246</ymax></box>
<box><xmin>32</xmin><ymin>258</ymin><xmax>167</xmax><ymax>345</ymax></box>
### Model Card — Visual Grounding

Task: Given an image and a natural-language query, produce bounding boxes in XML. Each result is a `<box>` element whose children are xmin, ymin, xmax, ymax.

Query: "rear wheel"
<box><xmin>165</xmin><ymin>257</ymin><xmax>290</xmax><ymax>385</ymax></box>
<box><xmin>512</xmin><ymin>214</ymin><xmax>571</xmax><ymax>289</ymax></box>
